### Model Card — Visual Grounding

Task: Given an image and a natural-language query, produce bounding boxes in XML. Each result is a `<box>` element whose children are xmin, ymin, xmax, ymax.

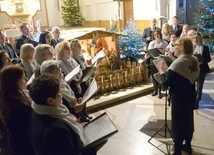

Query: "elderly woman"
<box><xmin>20</xmin><ymin>43</ymin><xmax>38</xmax><ymax>79</ymax></box>
<box><xmin>192</xmin><ymin>32</ymin><xmax>211</xmax><ymax>109</ymax></box>
<box><xmin>55</xmin><ymin>41</ymin><xmax>90</xmax><ymax>122</ymax></box>
<box><xmin>157</xmin><ymin>37</ymin><xmax>199</xmax><ymax>155</ymax></box>
<box><xmin>28</xmin><ymin>74</ymin><xmax>103</xmax><ymax>155</ymax></box>
<box><xmin>40</xmin><ymin>60</ymin><xmax>83</xmax><ymax>116</ymax></box>
<box><xmin>33</xmin><ymin>44</ymin><xmax>54</xmax><ymax>76</ymax></box>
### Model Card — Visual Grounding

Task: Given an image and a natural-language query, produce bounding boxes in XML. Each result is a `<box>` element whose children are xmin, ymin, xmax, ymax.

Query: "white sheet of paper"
<box><xmin>153</xmin><ymin>58</ymin><xmax>168</xmax><ymax>73</ymax></box>
<box><xmin>27</xmin><ymin>73</ymin><xmax>35</xmax><ymax>86</ymax></box>
<box><xmin>65</xmin><ymin>65</ymin><xmax>81</xmax><ymax>82</ymax></box>
<box><xmin>91</xmin><ymin>50</ymin><xmax>105</xmax><ymax>65</ymax></box>
<box><xmin>81</xmin><ymin>78</ymin><xmax>98</xmax><ymax>104</ymax></box>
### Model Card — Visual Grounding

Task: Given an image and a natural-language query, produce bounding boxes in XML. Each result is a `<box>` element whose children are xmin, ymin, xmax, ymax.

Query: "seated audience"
<box><xmin>28</xmin><ymin>74</ymin><xmax>104</xmax><ymax>155</ymax></box>
<box><xmin>0</xmin><ymin>65</ymin><xmax>34</xmax><ymax>155</ymax></box>
<box><xmin>14</xmin><ymin>23</ymin><xmax>38</xmax><ymax>56</ymax></box>
<box><xmin>158</xmin><ymin>37</ymin><xmax>199</xmax><ymax>155</ymax></box>
<box><xmin>192</xmin><ymin>31</ymin><xmax>211</xmax><ymax>109</ymax></box>
<box><xmin>20</xmin><ymin>43</ymin><xmax>38</xmax><ymax>79</ymax></box>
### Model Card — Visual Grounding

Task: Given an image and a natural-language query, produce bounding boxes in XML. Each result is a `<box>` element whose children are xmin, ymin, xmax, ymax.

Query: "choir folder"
<box><xmin>81</xmin><ymin>112</ymin><xmax>118</xmax><ymax>151</ymax></box>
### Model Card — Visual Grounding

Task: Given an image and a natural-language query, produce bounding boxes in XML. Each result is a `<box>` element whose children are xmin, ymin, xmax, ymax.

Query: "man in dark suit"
<box><xmin>14</xmin><ymin>23</ymin><xmax>38</xmax><ymax>56</ymax></box>
<box><xmin>169</xmin><ymin>16</ymin><xmax>182</xmax><ymax>37</ymax></box>
<box><xmin>0</xmin><ymin>30</ymin><xmax>18</xmax><ymax>60</ymax></box>
<box><xmin>142</xmin><ymin>18</ymin><xmax>161</xmax><ymax>50</ymax></box>
<box><xmin>51</xmin><ymin>26</ymin><xmax>64</xmax><ymax>48</ymax></box>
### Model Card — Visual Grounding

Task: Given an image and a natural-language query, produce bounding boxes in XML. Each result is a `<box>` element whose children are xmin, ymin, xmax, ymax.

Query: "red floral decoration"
<box><xmin>202</xmin><ymin>6</ymin><xmax>206</xmax><ymax>10</ymax></box>
<box><xmin>198</xmin><ymin>10</ymin><xmax>201</xmax><ymax>13</ymax></box>
<box><xmin>209</xmin><ymin>35</ymin><xmax>213</xmax><ymax>39</ymax></box>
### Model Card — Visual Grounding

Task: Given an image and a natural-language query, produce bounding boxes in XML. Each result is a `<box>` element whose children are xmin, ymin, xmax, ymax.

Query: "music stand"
<box><xmin>148</xmin><ymin>61</ymin><xmax>174</xmax><ymax>153</ymax></box>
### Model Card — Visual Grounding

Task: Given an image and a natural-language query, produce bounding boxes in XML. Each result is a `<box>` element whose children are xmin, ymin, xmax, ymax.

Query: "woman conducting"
<box><xmin>157</xmin><ymin>38</ymin><xmax>199</xmax><ymax>155</ymax></box>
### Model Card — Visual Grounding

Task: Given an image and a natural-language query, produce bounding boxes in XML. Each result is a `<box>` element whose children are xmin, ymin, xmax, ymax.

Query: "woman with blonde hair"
<box><xmin>20</xmin><ymin>43</ymin><xmax>37</xmax><ymax>79</ymax></box>
<box><xmin>158</xmin><ymin>37</ymin><xmax>199</xmax><ymax>155</ymax></box>
<box><xmin>187</xmin><ymin>30</ymin><xmax>195</xmax><ymax>41</ymax></box>
<box><xmin>55</xmin><ymin>41</ymin><xmax>90</xmax><ymax>122</ymax></box>
<box><xmin>180</xmin><ymin>24</ymin><xmax>190</xmax><ymax>38</ymax></box>
<box><xmin>161</xmin><ymin>23</ymin><xmax>171</xmax><ymax>43</ymax></box>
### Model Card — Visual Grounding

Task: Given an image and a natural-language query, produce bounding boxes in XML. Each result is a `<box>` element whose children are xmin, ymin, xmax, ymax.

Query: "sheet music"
<box><xmin>91</xmin><ymin>50</ymin><xmax>105</xmax><ymax>65</ymax></box>
<box><xmin>81</xmin><ymin>78</ymin><xmax>98</xmax><ymax>104</ymax></box>
<box><xmin>153</xmin><ymin>58</ymin><xmax>168</xmax><ymax>73</ymax></box>
<box><xmin>82</xmin><ymin>67</ymin><xmax>96</xmax><ymax>82</ymax></box>
<box><xmin>83</xmin><ymin>113</ymin><xmax>118</xmax><ymax>146</ymax></box>
<box><xmin>65</xmin><ymin>65</ymin><xmax>81</xmax><ymax>82</ymax></box>
<box><xmin>27</xmin><ymin>73</ymin><xmax>35</xmax><ymax>86</ymax></box>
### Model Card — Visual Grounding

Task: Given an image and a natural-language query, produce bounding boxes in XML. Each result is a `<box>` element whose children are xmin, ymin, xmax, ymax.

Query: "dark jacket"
<box><xmin>29</xmin><ymin>111</ymin><xmax>84</xmax><ymax>155</ymax></box>
<box><xmin>142</xmin><ymin>27</ymin><xmax>161</xmax><ymax>48</ymax></box>
<box><xmin>6</xmin><ymin>99</ymin><xmax>34</xmax><ymax>155</ymax></box>
<box><xmin>0</xmin><ymin>43</ymin><xmax>17</xmax><ymax>59</ymax></box>
<box><xmin>14</xmin><ymin>35</ymin><xmax>38</xmax><ymax>56</ymax></box>
<box><xmin>200</xmin><ymin>45</ymin><xmax>211</xmax><ymax>73</ymax></box>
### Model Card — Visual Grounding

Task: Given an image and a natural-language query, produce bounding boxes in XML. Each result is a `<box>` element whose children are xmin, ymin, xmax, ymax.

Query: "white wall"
<box><xmin>46</xmin><ymin>0</ymin><xmax>64</xmax><ymax>27</ymax></box>
<box><xmin>81</xmin><ymin>0</ymin><xmax>122</xmax><ymax>20</ymax></box>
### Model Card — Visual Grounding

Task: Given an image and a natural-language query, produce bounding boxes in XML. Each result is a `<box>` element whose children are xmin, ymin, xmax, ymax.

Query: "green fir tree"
<box><xmin>61</xmin><ymin>0</ymin><xmax>85</xmax><ymax>27</ymax></box>
<box><xmin>193</xmin><ymin>0</ymin><xmax>214</xmax><ymax>53</ymax></box>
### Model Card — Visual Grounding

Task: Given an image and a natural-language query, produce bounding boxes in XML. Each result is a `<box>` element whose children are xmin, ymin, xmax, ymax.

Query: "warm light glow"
<box><xmin>1</xmin><ymin>0</ymin><xmax>40</xmax><ymax>16</ymax></box>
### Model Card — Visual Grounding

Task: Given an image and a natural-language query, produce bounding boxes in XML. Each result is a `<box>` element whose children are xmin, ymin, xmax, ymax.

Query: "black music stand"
<box><xmin>148</xmin><ymin>70</ymin><xmax>174</xmax><ymax>153</ymax></box>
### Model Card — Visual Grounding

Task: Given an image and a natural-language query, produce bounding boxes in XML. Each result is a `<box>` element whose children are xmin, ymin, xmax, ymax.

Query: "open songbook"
<box><xmin>82</xmin><ymin>67</ymin><xmax>96</xmax><ymax>82</ymax></box>
<box><xmin>82</xmin><ymin>112</ymin><xmax>118</xmax><ymax>150</ymax></box>
<box><xmin>81</xmin><ymin>78</ymin><xmax>98</xmax><ymax>104</ymax></box>
<box><xmin>148</xmin><ymin>48</ymin><xmax>162</xmax><ymax>58</ymax></box>
<box><xmin>65</xmin><ymin>65</ymin><xmax>81</xmax><ymax>82</ymax></box>
<box><xmin>91</xmin><ymin>50</ymin><xmax>106</xmax><ymax>66</ymax></box>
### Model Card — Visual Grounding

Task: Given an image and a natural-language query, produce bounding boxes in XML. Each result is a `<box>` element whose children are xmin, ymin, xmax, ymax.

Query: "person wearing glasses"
<box><xmin>157</xmin><ymin>38</ymin><xmax>199</xmax><ymax>155</ymax></box>
<box><xmin>192</xmin><ymin>32</ymin><xmax>211</xmax><ymax>109</ymax></box>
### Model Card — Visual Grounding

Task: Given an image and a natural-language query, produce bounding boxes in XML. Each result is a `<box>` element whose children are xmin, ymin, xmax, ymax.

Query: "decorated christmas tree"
<box><xmin>61</xmin><ymin>0</ymin><xmax>85</xmax><ymax>27</ymax></box>
<box><xmin>193</xmin><ymin>0</ymin><xmax>214</xmax><ymax>53</ymax></box>
<box><xmin>119</xmin><ymin>19</ymin><xmax>143</xmax><ymax>61</ymax></box>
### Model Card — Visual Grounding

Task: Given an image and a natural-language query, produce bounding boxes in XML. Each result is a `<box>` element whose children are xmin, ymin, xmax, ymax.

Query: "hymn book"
<box><xmin>81</xmin><ymin>112</ymin><xmax>118</xmax><ymax>150</ymax></box>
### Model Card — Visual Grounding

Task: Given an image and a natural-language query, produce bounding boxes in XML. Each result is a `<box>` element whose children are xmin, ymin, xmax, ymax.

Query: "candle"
<box><xmin>110</xmin><ymin>16</ymin><xmax>112</xmax><ymax>28</ymax></box>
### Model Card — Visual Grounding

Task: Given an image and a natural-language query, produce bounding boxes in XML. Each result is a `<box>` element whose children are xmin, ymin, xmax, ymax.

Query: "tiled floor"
<box><xmin>89</xmin><ymin>72</ymin><xmax>214</xmax><ymax>155</ymax></box>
